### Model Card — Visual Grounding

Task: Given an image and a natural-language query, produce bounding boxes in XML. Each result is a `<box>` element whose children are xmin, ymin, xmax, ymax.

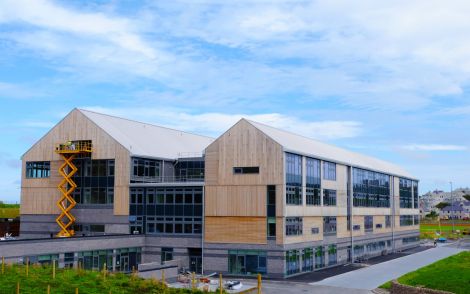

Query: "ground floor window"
<box><xmin>315</xmin><ymin>247</ymin><xmax>324</xmax><ymax>269</ymax></box>
<box><xmin>286</xmin><ymin>250</ymin><xmax>300</xmax><ymax>275</ymax></box>
<box><xmin>161</xmin><ymin>247</ymin><xmax>173</xmax><ymax>265</ymax></box>
<box><xmin>302</xmin><ymin>248</ymin><xmax>313</xmax><ymax>272</ymax></box>
<box><xmin>115</xmin><ymin>247</ymin><xmax>141</xmax><ymax>272</ymax></box>
<box><xmin>327</xmin><ymin>245</ymin><xmax>337</xmax><ymax>266</ymax></box>
<box><xmin>78</xmin><ymin>250</ymin><xmax>113</xmax><ymax>271</ymax></box>
<box><xmin>228</xmin><ymin>250</ymin><xmax>267</xmax><ymax>275</ymax></box>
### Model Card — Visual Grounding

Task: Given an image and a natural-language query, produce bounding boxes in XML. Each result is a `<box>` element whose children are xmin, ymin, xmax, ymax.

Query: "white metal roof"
<box><xmin>80</xmin><ymin>109</ymin><xmax>214</xmax><ymax>160</ymax></box>
<box><xmin>247</xmin><ymin>119</ymin><xmax>416</xmax><ymax>179</ymax></box>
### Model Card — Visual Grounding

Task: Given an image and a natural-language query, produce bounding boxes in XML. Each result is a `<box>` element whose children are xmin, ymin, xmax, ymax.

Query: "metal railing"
<box><xmin>130</xmin><ymin>175</ymin><xmax>204</xmax><ymax>183</ymax></box>
<box><xmin>55</xmin><ymin>140</ymin><xmax>92</xmax><ymax>154</ymax></box>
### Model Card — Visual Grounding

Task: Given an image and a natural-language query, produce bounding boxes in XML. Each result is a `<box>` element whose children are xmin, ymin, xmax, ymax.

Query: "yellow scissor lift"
<box><xmin>55</xmin><ymin>140</ymin><xmax>92</xmax><ymax>237</ymax></box>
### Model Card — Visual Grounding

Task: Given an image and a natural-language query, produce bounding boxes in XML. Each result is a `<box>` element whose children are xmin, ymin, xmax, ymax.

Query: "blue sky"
<box><xmin>1</xmin><ymin>0</ymin><xmax>470</xmax><ymax>202</ymax></box>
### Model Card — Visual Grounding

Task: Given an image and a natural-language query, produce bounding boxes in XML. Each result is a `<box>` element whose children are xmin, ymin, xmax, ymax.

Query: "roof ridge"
<box><xmin>78</xmin><ymin>108</ymin><xmax>215</xmax><ymax>140</ymax></box>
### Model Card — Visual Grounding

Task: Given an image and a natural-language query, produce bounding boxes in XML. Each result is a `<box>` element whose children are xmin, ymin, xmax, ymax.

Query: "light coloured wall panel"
<box><xmin>204</xmin><ymin>216</ymin><xmax>267</xmax><ymax>244</ymax></box>
<box><xmin>21</xmin><ymin>109</ymin><xmax>130</xmax><ymax>216</ymax></box>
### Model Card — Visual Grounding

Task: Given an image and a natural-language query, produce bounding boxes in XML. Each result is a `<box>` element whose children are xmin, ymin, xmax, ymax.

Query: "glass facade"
<box><xmin>267</xmin><ymin>185</ymin><xmax>276</xmax><ymax>237</ymax></box>
<box><xmin>229</xmin><ymin>250</ymin><xmax>267</xmax><ymax>275</ymax></box>
<box><xmin>327</xmin><ymin>245</ymin><xmax>337</xmax><ymax>266</ymax></box>
<box><xmin>413</xmin><ymin>180</ymin><xmax>419</xmax><ymax>209</ymax></box>
<box><xmin>71</xmin><ymin>158</ymin><xmax>115</xmax><ymax>204</ymax></box>
<box><xmin>323</xmin><ymin>216</ymin><xmax>337</xmax><ymax>236</ymax></box>
<box><xmin>131</xmin><ymin>157</ymin><xmax>161</xmax><ymax>182</ymax></box>
<box><xmin>306</xmin><ymin>157</ymin><xmax>321</xmax><ymax>206</ymax></box>
<box><xmin>129</xmin><ymin>186</ymin><xmax>203</xmax><ymax>234</ymax></box>
<box><xmin>175</xmin><ymin>160</ymin><xmax>205</xmax><ymax>180</ymax></box>
<box><xmin>315</xmin><ymin>247</ymin><xmax>324</xmax><ymax>269</ymax></box>
<box><xmin>400</xmin><ymin>215</ymin><xmax>415</xmax><ymax>226</ymax></box>
<box><xmin>286</xmin><ymin>250</ymin><xmax>300</xmax><ymax>275</ymax></box>
<box><xmin>323</xmin><ymin>189</ymin><xmax>337</xmax><ymax>206</ymax></box>
<box><xmin>285</xmin><ymin>217</ymin><xmax>303</xmax><ymax>236</ymax></box>
<box><xmin>302</xmin><ymin>248</ymin><xmax>313</xmax><ymax>272</ymax></box>
<box><xmin>353</xmin><ymin>168</ymin><xmax>390</xmax><ymax>207</ymax></box>
<box><xmin>364</xmin><ymin>216</ymin><xmax>373</xmax><ymax>232</ymax></box>
<box><xmin>399</xmin><ymin>178</ymin><xmax>413</xmax><ymax>208</ymax></box>
<box><xmin>26</xmin><ymin>161</ymin><xmax>50</xmax><ymax>178</ymax></box>
<box><xmin>323</xmin><ymin>161</ymin><xmax>336</xmax><ymax>180</ymax></box>
<box><xmin>286</xmin><ymin>153</ymin><xmax>302</xmax><ymax>205</ymax></box>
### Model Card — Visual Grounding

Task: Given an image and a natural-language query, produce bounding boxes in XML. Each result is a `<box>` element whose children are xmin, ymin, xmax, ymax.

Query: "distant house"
<box><xmin>441</xmin><ymin>201</ymin><xmax>470</xmax><ymax>220</ymax></box>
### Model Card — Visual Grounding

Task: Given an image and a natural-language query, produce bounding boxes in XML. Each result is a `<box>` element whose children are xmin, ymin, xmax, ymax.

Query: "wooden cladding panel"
<box><xmin>204</xmin><ymin>216</ymin><xmax>267</xmax><ymax>244</ymax></box>
<box><xmin>21</xmin><ymin>109</ymin><xmax>130</xmax><ymax>215</ymax></box>
<box><xmin>205</xmin><ymin>185</ymin><xmax>267</xmax><ymax>217</ymax></box>
<box><xmin>204</xmin><ymin>120</ymin><xmax>284</xmax><ymax>186</ymax></box>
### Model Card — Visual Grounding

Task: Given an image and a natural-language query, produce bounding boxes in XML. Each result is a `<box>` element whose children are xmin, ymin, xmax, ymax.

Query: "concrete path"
<box><xmin>311</xmin><ymin>244</ymin><xmax>465</xmax><ymax>290</ymax></box>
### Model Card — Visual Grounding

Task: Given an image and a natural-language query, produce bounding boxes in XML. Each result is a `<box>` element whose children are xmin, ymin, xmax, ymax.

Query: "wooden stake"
<box><xmin>192</xmin><ymin>272</ymin><xmax>196</xmax><ymax>290</ymax></box>
<box><xmin>16</xmin><ymin>281</ymin><xmax>20</xmax><ymax>294</ymax></box>
<box><xmin>161</xmin><ymin>269</ymin><xmax>165</xmax><ymax>283</ymax></box>
<box><xmin>75</xmin><ymin>287</ymin><xmax>78</xmax><ymax>294</ymax></box>
<box><xmin>219</xmin><ymin>273</ymin><xmax>223</xmax><ymax>294</ymax></box>
<box><xmin>47</xmin><ymin>285</ymin><xmax>51</xmax><ymax>294</ymax></box>
<box><xmin>2</xmin><ymin>256</ymin><xmax>4</xmax><ymax>275</ymax></box>
<box><xmin>26</xmin><ymin>258</ymin><xmax>29</xmax><ymax>277</ymax></box>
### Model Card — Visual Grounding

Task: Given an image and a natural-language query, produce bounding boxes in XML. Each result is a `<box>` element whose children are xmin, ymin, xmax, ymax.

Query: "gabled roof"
<box><xmin>246</xmin><ymin>119</ymin><xmax>415</xmax><ymax>179</ymax></box>
<box><xmin>79</xmin><ymin>109</ymin><xmax>214</xmax><ymax>160</ymax></box>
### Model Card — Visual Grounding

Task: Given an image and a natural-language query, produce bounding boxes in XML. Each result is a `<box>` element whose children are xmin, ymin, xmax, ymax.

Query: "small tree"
<box><xmin>435</xmin><ymin>202</ymin><xmax>450</xmax><ymax>209</ymax></box>
<box><xmin>426</xmin><ymin>211</ymin><xmax>439</xmax><ymax>218</ymax></box>
<box><xmin>463</xmin><ymin>194</ymin><xmax>470</xmax><ymax>201</ymax></box>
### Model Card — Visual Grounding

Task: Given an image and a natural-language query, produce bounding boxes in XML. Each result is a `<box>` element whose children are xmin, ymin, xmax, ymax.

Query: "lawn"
<box><xmin>0</xmin><ymin>203</ymin><xmax>20</xmax><ymax>218</ymax></box>
<box><xmin>420</xmin><ymin>223</ymin><xmax>469</xmax><ymax>239</ymax></box>
<box><xmin>380</xmin><ymin>251</ymin><xmax>470</xmax><ymax>294</ymax></box>
<box><xmin>0</xmin><ymin>264</ymin><xmax>208</xmax><ymax>294</ymax></box>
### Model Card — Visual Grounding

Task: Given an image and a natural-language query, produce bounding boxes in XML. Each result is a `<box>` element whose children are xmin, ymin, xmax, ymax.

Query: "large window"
<box><xmin>306</xmin><ymin>157</ymin><xmax>321</xmax><ymax>206</ymax></box>
<box><xmin>233</xmin><ymin>166</ymin><xmax>259</xmax><ymax>174</ymax></box>
<box><xmin>130</xmin><ymin>187</ymin><xmax>203</xmax><ymax>235</ymax></box>
<box><xmin>413</xmin><ymin>181</ymin><xmax>419</xmax><ymax>209</ymax></box>
<box><xmin>229</xmin><ymin>250</ymin><xmax>267</xmax><ymax>275</ymax></box>
<box><xmin>385</xmin><ymin>215</ymin><xmax>391</xmax><ymax>228</ymax></box>
<box><xmin>131</xmin><ymin>157</ymin><xmax>161</xmax><ymax>182</ymax></box>
<box><xmin>399</xmin><ymin>178</ymin><xmax>413</xmax><ymax>208</ymax></box>
<box><xmin>285</xmin><ymin>217</ymin><xmax>303</xmax><ymax>236</ymax></box>
<box><xmin>175</xmin><ymin>160</ymin><xmax>205</xmax><ymax>181</ymax></box>
<box><xmin>267</xmin><ymin>185</ymin><xmax>276</xmax><ymax>237</ymax></box>
<box><xmin>286</xmin><ymin>153</ymin><xmax>302</xmax><ymax>205</ymax></box>
<box><xmin>323</xmin><ymin>189</ymin><xmax>337</xmax><ymax>206</ymax></box>
<box><xmin>161</xmin><ymin>247</ymin><xmax>173</xmax><ymax>264</ymax></box>
<box><xmin>26</xmin><ymin>161</ymin><xmax>50</xmax><ymax>178</ymax></box>
<box><xmin>323</xmin><ymin>161</ymin><xmax>336</xmax><ymax>181</ymax></box>
<box><xmin>328</xmin><ymin>245</ymin><xmax>337</xmax><ymax>266</ymax></box>
<box><xmin>315</xmin><ymin>247</ymin><xmax>324</xmax><ymax>269</ymax></box>
<box><xmin>364</xmin><ymin>216</ymin><xmax>373</xmax><ymax>232</ymax></box>
<box><xmin>71</xmin><ymin>159</ymin><xmax>114</xmax><ymax>204</ymax></box>
<box><xmin>286</xmin><ymin>250</ymin><xmax>300</xmax><ymax>275</ymax></box>
<box><xmin>302</xmin><ymin>248</ymin><xmax>313</xmax><ymax>272</ymax></box>
<box><xmin>353</xmin><ymin>168</ymin><xmax>390</xmax><ymax>208</ymax></box>
<box><xmin>323</xmin><ymin>216</ymin><xmax>337</xmax><ymax>236</ymax></box>
<box><xmin>400</xmin><ymin>215</ymin><xmax>414</xmax><ymax>226</ymax></box>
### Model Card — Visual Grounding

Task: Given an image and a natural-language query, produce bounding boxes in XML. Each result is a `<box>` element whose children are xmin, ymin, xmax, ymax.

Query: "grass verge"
<box><xmin>379</xmin><ymin>251</ymin><xmax>470</xmax><ymax>294</ymax></box>
<box><xmin>0</xmin><ymin>264</ymin><xmax>209</xmax><ymax>294</ymax></box>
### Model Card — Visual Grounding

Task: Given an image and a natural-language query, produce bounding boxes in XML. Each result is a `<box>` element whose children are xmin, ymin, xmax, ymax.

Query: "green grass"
<box><xmin>0</xmin><ymin>207</ymin><xmax>20</xmax><ymax>218</ymax></box>
<box><xmin>0</xmin><ymin>203</ymin><xmax>20</xmax><ymax>218</ymax></box>
<box><xmin>0</xmin><ymin>264</ymin><xmax>209</xmax><ymax>294</ymax></box>
<box><xmin>420</xmin><ymin>223</ymin><xmax>469</xmax><ymax>239</ymax></box>
<box><xmin>380</xmin><ymin>251</ymin><xmax>470</xmax><ymax>294</ymax></box>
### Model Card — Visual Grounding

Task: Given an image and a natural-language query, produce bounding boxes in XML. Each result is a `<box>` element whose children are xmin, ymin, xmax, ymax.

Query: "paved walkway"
<box><xmin>311</xmin><ymin>244</ymin><xmax>465</xmax><ymax>290</ymax></box>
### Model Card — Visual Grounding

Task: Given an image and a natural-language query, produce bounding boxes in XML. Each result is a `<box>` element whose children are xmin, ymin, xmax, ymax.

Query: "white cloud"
<box><xmin>82</xmin><ymin>106</ymin><xmax>362</xmax><ymax>141</ymax></box>
<box><xmin>402</xmin><ymin>144</ymin><xmax>468</xmax><ymax>151</ymax></box>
